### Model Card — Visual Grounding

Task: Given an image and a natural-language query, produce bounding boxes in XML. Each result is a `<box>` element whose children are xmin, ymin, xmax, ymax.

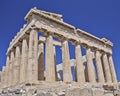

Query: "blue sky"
<box><xmin>0</xmin><ymin>0</ymin><xmax>120</xmax><ymax>81</ymax></box>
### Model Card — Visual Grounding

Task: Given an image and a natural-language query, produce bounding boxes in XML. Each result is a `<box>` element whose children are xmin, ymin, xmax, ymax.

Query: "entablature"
<box><xmin>7</xmin><ymin>8</ymin><xmax>113</xmax><ymax>55</ymax></box>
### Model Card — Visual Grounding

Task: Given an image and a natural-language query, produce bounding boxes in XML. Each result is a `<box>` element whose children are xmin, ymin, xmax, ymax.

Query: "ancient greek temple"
<box><xmin>0</xmin><ymin>8</ymin><xmax>117</xmax><ymax>88</ymax></box>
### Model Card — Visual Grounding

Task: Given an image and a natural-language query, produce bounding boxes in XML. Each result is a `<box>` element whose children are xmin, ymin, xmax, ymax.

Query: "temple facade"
<box><xmin>0</xmin><ymin>8</ymin><xmax>117</xmax><ymax>88</ymax></box>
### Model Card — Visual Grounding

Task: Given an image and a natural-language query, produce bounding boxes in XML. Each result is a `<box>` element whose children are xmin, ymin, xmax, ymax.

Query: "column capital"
<box><xmin>61</xmin><ymin>38</ymin><xmax>69</xmax><ymax>43</ymax></box>
<box><xmin>21</xmin><ymin>34</ymin><xmax>29</xmax><ymax>40</ymax></box>
<box><xmin>72</xmin><ymin>40</ymin><xmax>80</xmax><ymax>46</ymax></box>
<box><xmin>46</xmin><ymin>32</ymin><xmax>54</xmax><ymax>37</ymax></box>
<box><xmin>14</xmin><ymin>42</ymin><xmax>22</xmax><ymax>48</ymax></box>
<box><xmin>82</xmin><ymin>43</ymin><xmax>90</xmax><ymax>49</ymax></box>
<box><xmin>107</xmin><ymin>53</ymin><xmax>112</xmax><ymax>56</ymax></box>
<box><xmin>30</xmin><ymin>25</ymin><xmax>39</xmax><ymax>31</ymax></box>
<box><xmin>100</xmin><ymin>50</ymin><xmax>112</xmax><ymax>56</ymax></box>
<box><xmin>95</xmin><ymin>50</ymin><xmax>103</xmax><ymax>56</ymax></box>
<box><xmin>10</xmin><ymin>47</ymin><xmax>15</xmax><ymax>53</ymax></box>
<box><xmin>57</xmin><ymin>34</ymin><xmax>69</xmax><ymax>42</ymax></box>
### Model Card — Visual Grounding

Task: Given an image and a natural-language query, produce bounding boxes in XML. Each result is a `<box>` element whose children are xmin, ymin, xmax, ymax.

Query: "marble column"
<box><xmin>95</xmin><ymin>50</ymin><xmax>105</xmax><ymax>83</ymax></box>
<box><xmin>75</xmin><ymin>43</ymin><xmax>85</xmax><ymax>83</ymax></box>
<box><xmin>84</xmin><ymin>64</ymin><xmax>89</xmax><ymax>82</ymax></box>
<box><xmin>62</xmin><ymin>40</ymin><xmax>72</xmax><ymax>82</ymax></box>
<box><xmin>102</xmin><ymin>53</ymin><xmax>112</xmax><ymax>83</ymax></box>
<box><xmin>86</xmin><ymin>47</ymin><xmax>96</xmax><ymax>83</ymax></box>
<box><xmin>0</xmin><ymin>71</ymin><xmax>1</xmax><ymax>82</ymax></box>
<box><xmin>1</xmin><ymin>69</ymin><xmax>3</xmax><ymax>88</ymax></box>
<box><xmin>46</xmin><ymin>34</ymin><xmax>56</xmax><ymax>82</ymax></box>
<box><xmin>0</xmin><ymin>71</ymin><xmax>1</xmax><ymax>88</ymax></box>
<box><xmin>108</xmin><ymin>55</ymin><xmax>117</xmax><ymax>83</ymax></box>
<box><xmin>20</xmin><ymin>38</ymin><xmax>28</xmax><ymax>83</ymax></box>
<box><xmin>53</xmin><ymin>46</ymin><xmax>57</xmax><ymax>81</ymax></box>
<box><xmin>9</xmin><ymin>51</ymin><xmax>15</xmax><ymax>86</ymax></box>
<box><xmin>38</xmin><ymin>43</ymin><xmax>44</xmax><ymax>80</ymax></box>
<box><xmin>8</xmin><ymin>55</ymin><xmax>12</xmax><ymax>86</ymax></box>
<box><xmin>27</xmin><ymin>29</ymin><xmax>38</xmax><ymax>84</ymax></box>
<box><xmin>6</xmin><ymin>56</ymin><xmax>10</xmax><ymax>87</ymax></box>
<box><xmin>5</xmin><ymin>56</ymin><xmax>10</xmax><ymax>87</ymax></box>
<box><xmin>14</xmin><ymin>45</ymin><xmax>21</xmax><ymax>85</ymax></box>
<box><xmin>4</xmin><ymin>67</ymin><xmax>7</xmax><ymax>88</ymax></box>
<box><xmin>2</xmin><ymin>66</ymin><xmax>6</xmax><ymax>88</ymax></box>
<box><xmin>33</xmin><ymin>28</ymin><xmax>39</xmax><ymax>83</ymax></box>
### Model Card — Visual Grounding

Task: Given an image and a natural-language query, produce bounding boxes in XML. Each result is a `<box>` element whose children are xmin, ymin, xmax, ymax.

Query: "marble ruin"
<box><xmin>0</xmin><ymin>8</ymin><xmax>118</xmax><ymax>89</ymax></box>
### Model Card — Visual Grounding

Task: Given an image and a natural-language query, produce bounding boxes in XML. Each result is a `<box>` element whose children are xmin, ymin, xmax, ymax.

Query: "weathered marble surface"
<box><xmin>0</xmin><ymin>83</ymin><xmax>120</xmax><ymax>96</ymax></box>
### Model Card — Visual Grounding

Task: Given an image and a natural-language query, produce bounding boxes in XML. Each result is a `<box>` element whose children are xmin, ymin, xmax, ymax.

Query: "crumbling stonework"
<box><xmin>0</xmin><ymin>83</ymin><xmax>120</xmax><ymax>96</ymax></box>
<box><xmin>0</xmin><ymin>7</ymin><xmax>119</xmax><ymax>96</ymax></box>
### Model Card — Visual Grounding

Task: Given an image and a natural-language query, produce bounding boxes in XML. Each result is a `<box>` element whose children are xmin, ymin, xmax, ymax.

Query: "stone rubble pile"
<box><xmin>0</xmin><ymin>83</ymin><xmax>120</xmax><ymax>96</ymax></box>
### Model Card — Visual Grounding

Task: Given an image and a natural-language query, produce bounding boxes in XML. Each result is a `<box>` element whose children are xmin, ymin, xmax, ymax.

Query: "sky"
<box><xmin>0</xmin><ymin>0</ymin><xmax>120</xmax><ymax>81</ymax></box>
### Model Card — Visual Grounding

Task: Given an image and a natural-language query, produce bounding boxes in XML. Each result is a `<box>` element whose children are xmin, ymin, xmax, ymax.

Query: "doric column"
<box><xmin>0</xmin><ymin>71</ymin><xmax>1</xmax><ymax>82</ymax></box>
<box><xmin>95</xmin><ymin>50</ymin><xmax>105</xmax><ymax>83</ymax></box>
<box><xmin>0</xmin><ymin>71</ymin><xmax>1</xmax><ymax>88</ymax></box>
<box><xmin>4</xmin><ymin>55</ymin><xmax>10</xmax><ymax>87</ymax></box>
<box><xmin>53</xmin><ymin>46</ymin><xmax>57</xmax><ymax>81</ymax></box>
<box><xmin>27</xmin><ymin>28</ymin><xmax>38</xmax><ymax>84</ymax></box>
<box><xmin>86</xmin><ymin>47</ymin><xmax>96</xmax><ymax>83</ymax></box>
<box><xmin>1</xmin><ymin>69</ymin><xmax>3</xmax><ymax>88</ymax></box>
<box><xmin>46</xmin><ymin>34</ymin><xmax>56</xmax><ymax>82</ymax></box>
<box><xmin>9</xmin><ymin>51</ymin><xmax>15</xmax><ymax>86</ymax></box>
<box><xmin>2</xmin><ymin>67</ymin><xmax>4</xmax><ymax>88</ymax></box>
<box><xmin>14</xmin><ymin>45</ymin><xmax>21</xmax><ymax>85</ymax></box>
<box><xmin>4</xmin><ymin>67</ymin><xmax>7</xmax><ymax>88</ymax></box>
<box><xmin>62</xmin><ymin>39</ymin><xmax>72</xmax><ymax>82</ymax></box>
<box><xmin>38</xmin><ymin>42</ymin><xmax>44</xmax><ymax>80</ymax></box>
<box><xmin>108</xmin><ymin>54</ymin><xmax>117</xmax><ymax>83</ymax></box>
<box><xmin>20</xmin><ymin>38</ymin><xmax>28</xmax><ymax>83</ymax></box>
<box><xmin>1</xmin><ymin>66</ymin><xmax>6</xmax><ymax>88</ymax></box>
<box><xmin>102</xmin><ymin>53</ymin><xmax>112</xmax><ymax>83</ymax></box>
<box><xmin>75</xmin><ymin>43</ymin><xmax>85</xmax><ymax>83</ymax></box>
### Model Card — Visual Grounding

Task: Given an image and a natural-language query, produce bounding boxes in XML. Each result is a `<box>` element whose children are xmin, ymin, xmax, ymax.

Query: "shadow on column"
<box><xmin>38</xmin><ymin>52</ymin><xmax>45</xmax><ymax>80</ymax></box>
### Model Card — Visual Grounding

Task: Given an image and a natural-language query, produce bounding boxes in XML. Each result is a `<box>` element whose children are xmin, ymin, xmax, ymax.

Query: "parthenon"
<box><xmin>0</xmin><ymin>7</ymin><xmax>118</xmax><ymax>89</ymax></box>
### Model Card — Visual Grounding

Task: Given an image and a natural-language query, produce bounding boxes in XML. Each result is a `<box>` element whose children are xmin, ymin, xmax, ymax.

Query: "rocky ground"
<box><xmin>0</xmin><ymin>82</ymin><xmax>120</xmax><ymax>96</ymax></box>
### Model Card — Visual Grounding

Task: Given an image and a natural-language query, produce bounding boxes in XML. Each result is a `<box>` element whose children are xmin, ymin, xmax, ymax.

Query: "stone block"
<box><xmin>66</xmin><ymin>88</ymin><xmax>92</xmax><ymax>96</ymax></box>
<box><xmin>92</xmin><ymin>88</ymin><xmax>104</xmax><ymax>96</ymax></box>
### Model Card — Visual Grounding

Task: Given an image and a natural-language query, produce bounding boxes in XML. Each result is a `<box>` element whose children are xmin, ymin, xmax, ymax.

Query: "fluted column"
<box><xmin>46</xmin><ymin>34</ymin><xmax>56</xmax><ymax>82</ymax></box>
<box><xmin>9</xmin><ymin>51</ymin><xmax>15</xmax><ymax>86</ymax></box>
<box><xmin>62</xmin><ymin>40</ymin><xmax>72</xmax><ymax>82</ymax></box>
<box><xmin>0</xmin><ymin>71</ymin><xmax>1</xmax><ymax>83</ymax></box>
<box><xmin>108</xmin><ymin>55</ymin><xmax>117</xmax><ymax>83</ymax></box>
<box><xmin>6</xmin><ymin>56</ymin><xmax>10</xmax><ymax>87</ymax></box>
<box><xmin>1</xmin><ymin>69</ymin><xmax>3</xmax><ymax>88</ymax></box>
<box><xmin>53</xmin><ymin>46</ymin><xmax>57</xmax><ymax>81</ymax></box>
<box><xmin>102</xmin><ymin>53</ymin><xmax>112</xmax><ymax>83</ymax></box>
<box><xmin>33</xmin><ymin>29</ymin><xmax>39</xmax><ymax>83</ymax></box>
<box><xmin>86</xmin><ymin>47</ymin><xmax>96</xmax><ymax>83</ymax></box>
<box><xmin>0</xmin><ymin>71</ymin><xmax>1</xmax><ymax>88</ymax></box>
<box><xmin>14</xmin><ymin>45</ymin><xmax>21</xmax><ymax>85</ymax></box>
<box><xmin>38</xmin><ymin>42</ymin><xmax>44</xmax><ymax>80</ymax></box>
<box><xmin>27</xmin><ymin>29</ymin><xmax>38</xmax><ymax>84</ymax></box>
<box><xmin>4</xmin><ymin>67</ymin><xmax>7</xmax><ymax>88</ymax></box>
<box><xmin>2</xmin><ymin>67</ymin><xmax>4</xmax><ymax>88</ymax></box>
<box><xmin>75</xmin><ymin>43</ymin><xmax>85</xmax><ymax>83</ymax></box>
<box><xmin>20</xmin><ymin>38</ymin><xmax>28</xmax><ymax>83</ymax></box>
<box><xmin>2</xmin><ymin>66</ymin><xmax>6</xmax><ymax>88</ymax></box>
<box><xmin>95</xmin><ymin>50</ymin><xmax>105</xmax><ymax>83</ymax></box>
